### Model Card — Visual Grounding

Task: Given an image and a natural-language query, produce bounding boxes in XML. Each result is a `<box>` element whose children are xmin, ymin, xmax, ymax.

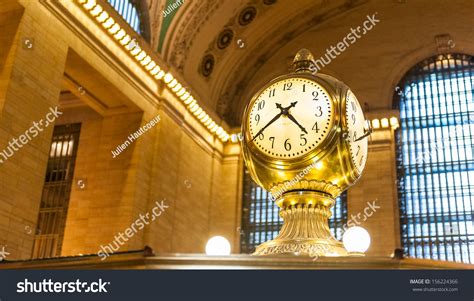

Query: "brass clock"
<box><xmin>241</xmin><ymin>49</ymin><xmax>370</xmax><ymax>256</ymax></box>
<box><xmin>248</xmin><ymin>78</ymin><xmax>333</xmax><ymax>159</ymax></box>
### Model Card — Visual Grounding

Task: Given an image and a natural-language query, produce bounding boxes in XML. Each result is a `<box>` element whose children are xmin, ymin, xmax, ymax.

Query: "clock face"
<box><xmin>247</xmin><ymin>77</ymin><xmax>333</xmax><ymax>159</ymax></box>
<box><xmin>345</xmin><ymin>90</ymin><xmax>368</xmax><ymax>173</ymax></box>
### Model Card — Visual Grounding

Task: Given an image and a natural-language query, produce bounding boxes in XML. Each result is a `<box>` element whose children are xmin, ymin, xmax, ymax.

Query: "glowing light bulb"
<box><xmin>343</xmin><ymin>226</ymin><xmax>371</xmax><ymax>253</ymax></box>
<box><xmin>390</xmin><ymin>117</ymin><xmax>399</xmax><ymax>129</ymax></box>
<box><xmin>205</xmin><ymin>236</ymin><xmax>231</xmax><ymax>255</ymax></box>
<box><xmin>372</xmin><ymin>119</ymin><xmax>380</xmax><ymax>129</ymax></box>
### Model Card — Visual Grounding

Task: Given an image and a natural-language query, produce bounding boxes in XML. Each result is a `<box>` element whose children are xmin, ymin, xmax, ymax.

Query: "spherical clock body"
<box><xmin>242</xmin><ymin>70</ymin><xmax>368</xmax><ymax>201</ymax></box>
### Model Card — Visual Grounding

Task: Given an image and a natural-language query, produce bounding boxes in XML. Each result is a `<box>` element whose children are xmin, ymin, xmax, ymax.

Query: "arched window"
<box><xmin>240</xmin><ymin>168</ymin><xmax>348</xmax><ymax>253</ymax></box>
<box><xmin>395</xmin><ymin>53</ymin><xmax>474</xmax><ymax>263</ymax></box>
<box><xmin>107</xmin><ymin>0</ymin><xmax>142</xmax><ymax>34</ymax></box>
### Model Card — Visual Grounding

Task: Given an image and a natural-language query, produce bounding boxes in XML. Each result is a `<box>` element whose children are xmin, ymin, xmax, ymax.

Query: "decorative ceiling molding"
<box><xmin>165</xmin><ymin>0</ymin><xmax>222</xmax><ymax>72</ymax></box>
<box><xmin>199</xmin><ymin>0</ymin><xmax>277</xmax><ymax>80</ymax></box>
<box><xmin>144</xmin><ymin>0</ymin><xmax>163</xmax><ymax>49</ymax></box>
<box><xmin>217</xmin><ymin>0</ymin><xmax>368</xmax><ymax>126</ymax></box>
<box><xmin>151</xmin><ymin>0</ymin><xmax>367</xmax><ymax>127</ymax></box>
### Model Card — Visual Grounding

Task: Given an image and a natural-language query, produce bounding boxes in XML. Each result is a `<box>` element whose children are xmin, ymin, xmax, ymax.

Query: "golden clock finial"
<box><xmin>292</xmin><ymin>48</ymin><xmax>317</xmax><ymax>73</ymax></box>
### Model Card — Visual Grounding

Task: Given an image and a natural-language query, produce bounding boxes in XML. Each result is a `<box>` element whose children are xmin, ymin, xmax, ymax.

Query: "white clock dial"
<box><xmin>248</xmin><ymin>78</ymin><xmax>333</xmax><ymax>159</ymax></box>
<box><xmin>346</xmin><ymin>90</ymin><xmax>368</xmax><ymax>172</ymax></box>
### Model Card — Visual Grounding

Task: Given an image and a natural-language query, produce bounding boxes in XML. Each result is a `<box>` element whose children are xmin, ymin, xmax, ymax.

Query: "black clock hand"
<box><xmin>277</xmin><ymin>102</ymin><xmax>297</xmax><ymax>114</ymax></box>
<box><xmin>354</xmin><ymin>130</ymin><xmax>371</xmax><ymax>142</ymax></box>
<box><xmin>251</xmin><ymin>104</ymin><xmax>285</xmax><ymax>142</ymax></box>
<box><xmin>251</xmin><ymin>113</ymin><xmax>283</xmax><ymax>141</ymax></box>
<box><xmin>284</xmin><ymin>102</ymin><xmax>297</xmax><ymax>112</ymax></box>
<box><xmin>286</xmin><ymin>113</ymin><xmax>308</xmax><ymax>134</ymax></box>
<box><xmin>353</xmin><ymin>123</ymin><xmax>373</xmax><ymax>142</ymax></box>
<box><xmin>251</xmin><ymin>102</ymin><xmax>299</xmax><ymax>142</ymax></box>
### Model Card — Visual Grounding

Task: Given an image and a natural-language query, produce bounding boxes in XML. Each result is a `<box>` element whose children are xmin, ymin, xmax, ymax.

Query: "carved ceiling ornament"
<box><xmin>166</xmin><ymin>0</ymin><xmax>222</xmax><ymax>72</ymax></box>
<box><xmin>147</xmin><ymin>0</ymin><xmax>161</xmax><ymax>49</ymax></box>
<box><xmin>200</xmin><ymin>0</ymin><xmax>276</xmax><ymax>80</ymax></box>
<box><xmin>157</xmin><ymin>0</ymin><xmax>364</xmax><ymax>126</ymax></box>
<box><xmin>218</xmin><ymin>0</ymin><xmax>366</xmax><ymax>126</ymax></box>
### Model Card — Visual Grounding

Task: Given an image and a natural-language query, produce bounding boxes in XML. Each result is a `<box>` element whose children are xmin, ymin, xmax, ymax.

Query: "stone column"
<box><xmin>0</xmin><ymin>5</ymin><xmax>68</xmax><ymax>259</ymax></box>
<box><xmin>347</xmin><ymin>128</ymin><xmax>401</xmax><ymax>256</ymax></box>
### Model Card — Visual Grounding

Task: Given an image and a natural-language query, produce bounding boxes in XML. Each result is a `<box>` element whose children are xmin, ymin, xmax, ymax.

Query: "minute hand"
<box><xmin>286</xmin><ymin>113</ymin><xmax>308</xmax><ymax>134</ymax></box>
<box><xmin>251</xmin><ymin>112</ymin><xmax>283</xmax><ymax>142</ymax></box>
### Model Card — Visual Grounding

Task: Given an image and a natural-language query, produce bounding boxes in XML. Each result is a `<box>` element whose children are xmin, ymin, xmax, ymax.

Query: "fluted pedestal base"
<box><xmin>254</xmin><ymin>191</ymin><xmax>348</xmax><ymax>257</ymax></box>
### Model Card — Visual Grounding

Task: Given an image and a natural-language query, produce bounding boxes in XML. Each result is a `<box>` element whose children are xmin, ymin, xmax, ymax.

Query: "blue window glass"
<box><xmin>396</xmin><ymin>53</ymin><xmax>474</xmax><ymax>263</ymax></box>
<box><xmin>240</xmin><ymin>168</ymin><xmax>347</xmax><ymax>253</ymax></box>
<box><xmin>107</xmin><ymin>0</ymin><xmax>141</xmax><ymax>34</ymax></box>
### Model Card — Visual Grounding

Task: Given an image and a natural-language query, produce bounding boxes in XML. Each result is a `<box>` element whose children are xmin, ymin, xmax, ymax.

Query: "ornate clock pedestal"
<box><xmin>254</xmin><ymin>191</ymin><xmax>347</xmax><ymax>256</ymax></box>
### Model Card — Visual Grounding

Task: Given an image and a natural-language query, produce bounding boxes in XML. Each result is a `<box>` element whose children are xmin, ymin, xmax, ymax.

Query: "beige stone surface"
<box><xmin>0</xmin><ymin>1</ymin><xmax>69</xmax><ymax>259</ymax></box>
<box><xmin>0</xmin><ymin>0</ymin><xmax>239</xmax><ymax>260</ymax></box>
<box><xmin>348</xmin><ymin>128</ymin><xmax>400</xmax><ymax>256</ymax></box>
<box><xmin>0</xmin><ymin>0</ymin><xmax>465</xmax><ymax>262</ymax></box>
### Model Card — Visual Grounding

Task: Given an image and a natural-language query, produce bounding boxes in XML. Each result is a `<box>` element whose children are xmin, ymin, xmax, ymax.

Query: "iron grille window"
<box><xmin>240</xmin><ymin>168</ymin><xmax>348</xmax><ymax>253</ymax></box>
<box><xmin>31</xmin><ymin>124</ymin><xmax>81</xmax><ymax>259</ymax></box>
<box><xmin>107</xmin><ymin>0</ymin><xmax>142</xmax><ymax>34</ymax></box>
<box><xmin>395</xmin><ymin>53</ymin><xmax>474</xmax><ymax>264</ymax></box>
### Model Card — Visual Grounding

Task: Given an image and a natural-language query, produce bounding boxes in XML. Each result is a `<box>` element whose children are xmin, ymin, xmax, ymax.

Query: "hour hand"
<box><xmin>286</xmin><ymin>113</ymin><xmax>308</xmax><ymax>134</ymax></box>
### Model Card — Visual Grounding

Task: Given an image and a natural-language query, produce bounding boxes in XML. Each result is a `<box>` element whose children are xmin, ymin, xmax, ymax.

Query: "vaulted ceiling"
<box><xmin>143</xmin><ymin>0</ymin><xmax>474</xmax><ymax>127</ymax></box>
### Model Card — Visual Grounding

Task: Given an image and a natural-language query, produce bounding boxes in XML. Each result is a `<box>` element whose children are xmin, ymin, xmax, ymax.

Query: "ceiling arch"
<box><xmin>145</xmin><ymin>0</ymin><xmax>474</xmax><ymax>127</ymax></box>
